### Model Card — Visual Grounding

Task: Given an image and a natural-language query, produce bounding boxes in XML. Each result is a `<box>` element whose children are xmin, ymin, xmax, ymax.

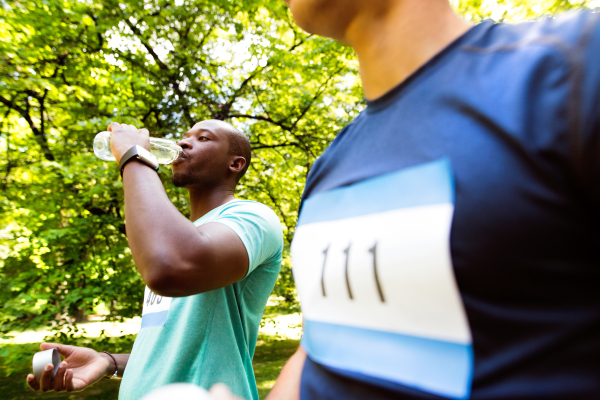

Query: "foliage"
<box><xmin>0</xmin><ymin>0</ymin><xmax>361</xmax><ymax>336</ymax></box>
<box><xmin>1</xmin><ymin>0</ymin><xmax>598</xmax><ymax>339</ymax></box>
<box><xmin>0</xmin><ymin>334</ymin><xmax>299</xmax><ymax>399</ymax></box>
<box><xmin>454</xmin><ymin>0</ymin><xmax>598</xmax><ymax>22</ymax></box>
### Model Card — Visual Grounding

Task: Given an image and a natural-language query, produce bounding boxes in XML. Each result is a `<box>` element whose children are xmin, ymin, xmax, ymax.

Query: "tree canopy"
<box><xmin>1</xmin><ymin>0</ymin><xmax>597</xmax><ymax>336</ymax></box>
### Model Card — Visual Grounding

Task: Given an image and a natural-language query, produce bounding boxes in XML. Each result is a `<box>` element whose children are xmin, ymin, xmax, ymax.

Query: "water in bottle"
<box><xmin>93</xmin><ymin>131</ymin><xmax>182</xmax><ymax>164</ymax></box>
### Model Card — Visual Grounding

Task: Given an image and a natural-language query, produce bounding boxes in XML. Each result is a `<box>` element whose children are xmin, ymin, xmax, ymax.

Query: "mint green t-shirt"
<box><xmin>118</xmin><ymin>200</ymin><xmax>283</xmax><ymax>400</ymax></box>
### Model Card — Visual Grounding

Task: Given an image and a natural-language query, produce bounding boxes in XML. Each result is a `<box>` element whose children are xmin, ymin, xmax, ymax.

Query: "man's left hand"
<box><xmin>108</xmin><ymin>122</ymin><xmax>151</xmax><ymax>163</ymax></box>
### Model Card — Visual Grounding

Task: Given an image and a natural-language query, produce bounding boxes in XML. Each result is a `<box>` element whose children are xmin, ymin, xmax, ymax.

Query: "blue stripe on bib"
<box><xmin>303</xmin><ymin>320</ymin><xmax>473</xmax><ymax>399</ymax></box>
<box><xmin>297</xmin><ymin>158</ymin><xmax>454</xmax><ymax>226</ymax></box>
<box><xmin>141</xmin><ymin>310</ymin><xmax>169</xmax><ymax>328</ymax></box>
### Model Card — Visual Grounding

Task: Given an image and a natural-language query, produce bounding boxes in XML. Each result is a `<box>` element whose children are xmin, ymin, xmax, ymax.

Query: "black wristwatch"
<box><xmin>119</xmin><ymin>145</ymin><xmax>159</xmax><ymax>178</ymax></box>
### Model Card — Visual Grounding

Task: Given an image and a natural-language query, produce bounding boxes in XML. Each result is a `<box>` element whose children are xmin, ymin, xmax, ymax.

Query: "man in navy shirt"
<box><xmin>256</xmin><ymin>1</ymin><xmax>600</xmax><ymax>400</ymax></box>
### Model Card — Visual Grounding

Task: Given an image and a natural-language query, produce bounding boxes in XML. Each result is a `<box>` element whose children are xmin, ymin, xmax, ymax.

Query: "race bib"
<box><xmin>292</xmin><ymin>159</ymin><xmax>473</xmax><ymax>399</ymax></box>
<box><xmin>141</xmin><ymin>286</ymin><xmax>172</xmax><ymax>328</ymax></box>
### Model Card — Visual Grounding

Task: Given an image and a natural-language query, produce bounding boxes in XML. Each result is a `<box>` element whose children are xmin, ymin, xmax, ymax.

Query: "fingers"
<box><xmin>39</xmin><ymin>363</ymin><xmax>54</xmax><ymax>391</ymax></box>
<box><xmin>107</xmin><ymin>122</ymin><xmax>148</xmax><ymax>134</ymax></box>
<box><xmin>26</xmin><ymin>374</ymin><xmax>40</xmax><ymax>391</ymax></box>
<box><xmin>107</xmin><ymin>122</ymin><xmax>121</xmax><ymax>132</ymax></box>
<box><xmin>108</xmin><ymin>122</ymin><xmax>141</xmax><ymax>131</ymax></box>
<box><xmin>53</xmin><ymin>361</ymin><xmax>68</xmax><ymax>391</ymax></box>
<box><xmin>65</xmin><ymin>369</ymin><xmax>75</xmax><ymax>392</ymax></box>
<box><xmin>120</xmin><ymin>124</ymin><xmax>135</xmax><ymax>131</ymax></box>
<box><xmin>41</xmin><ymin>342</ymin><xmax>75</xmax><ymax>358</ymax></box>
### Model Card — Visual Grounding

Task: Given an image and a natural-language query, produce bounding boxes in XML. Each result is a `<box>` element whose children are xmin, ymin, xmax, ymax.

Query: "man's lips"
<box><xmin>172</xmin><ymin>152</ymin><xmax>188</xmax><ymax>165</ymax></box>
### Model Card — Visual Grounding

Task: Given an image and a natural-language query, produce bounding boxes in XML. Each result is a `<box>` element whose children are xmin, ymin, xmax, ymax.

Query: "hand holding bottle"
<box><xmin>108</xmin><ymin>123</ymin><xmax>151</xmax><ymax>164</ymax></box>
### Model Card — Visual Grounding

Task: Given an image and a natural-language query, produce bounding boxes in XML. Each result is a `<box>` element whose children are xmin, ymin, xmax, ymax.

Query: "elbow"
<box><xmin>142</xmin><ymin>254</ymin><xmax>208</xmax><ymax>297</ymax></box>
<box><xmin>144</xmin><ymin>271</ymin><xmax>175</xmax><ymax>297</ymax></box>
<box><xmin>142</xmin><ymin>253</ymin><xmax>186</xmax><ymax>297</ymax></box>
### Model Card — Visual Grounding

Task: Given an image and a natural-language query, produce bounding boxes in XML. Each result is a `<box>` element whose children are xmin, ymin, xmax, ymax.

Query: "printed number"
<box><xmin>321</xmin><ymin>241</ymin><xmax>385</xmax><ymax>303</ymax></box>
<box><xmin>344</xmin><ymin>244</ymin><xmax>353</xmax><ymax>299</ymax></box>
<box><xmin>321</xmin><ymin>245</ymin><xmax>329</xmax><ymax>297</ymax></box>
<box><xmin>146</xmin><ymin>291</ymin><xmax>162</xmax><ymax>306</ymax></box>
<box><xmin>369</xmin><ymin>242</ymin><xmax>385</xmax><ymax>303</ymax></box>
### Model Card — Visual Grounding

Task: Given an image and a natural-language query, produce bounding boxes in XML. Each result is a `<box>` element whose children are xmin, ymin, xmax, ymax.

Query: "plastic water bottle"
<box><xmin>93</xmin><ymin>131</ymin><xmax>182</xmax><ymax>164</ymax></box>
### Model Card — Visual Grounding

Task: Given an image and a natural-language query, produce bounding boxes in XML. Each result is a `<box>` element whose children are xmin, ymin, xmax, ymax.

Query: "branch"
<box><xmin>251</xmin><ymin>142</ymin><xmax>301</xmax><ymax>150</ymax></box>
<box><xmin>288</xmin><ymin>34</ymin><xmax>313</xmax><ymax>53</ymax></box>
<box><xmin>123</xmin><ymin>17</ymin><xmax>194</xmax><ymax>126</ymax></box>
<box><xmin>228</xmin><ymin>113</ymin><xmax>292</xmax><ymax>131</ymax></box>
<box><xmin>264</xmin><ymin>185</ymin><xmax>294</xmax><ymax>244</ymax></box>
<box><xmin>290</xmin><ymin>68</ymin><xmax>341</xmax><ymax>131</ymax></box>
<box><xmin>89</xmin><ymin>13</ymin><xmax>104</xmax><ymax>52</ymax></box>
<box><xmin>0</xmin><ymin>94</ymin><xmax>55</xmax><ymax>161</ymax></box>
<box><xmin>216</xmin><ymin>71</ymin><xmax>261</xmax><ymax>120</ymax></box>
<box><xmin>216</xmin><ymin>30</ymin><xmax>313</xmax><ymax>121</ymax></box>
<box><xmin>123</xmin><ymin>19</ymin><xmax>170</xmax><ymax>72</ymax></box>
<box><xmin>1</xmin><ymin>107</ymin><xmax>12</xmax><ymax>190</ymax></box>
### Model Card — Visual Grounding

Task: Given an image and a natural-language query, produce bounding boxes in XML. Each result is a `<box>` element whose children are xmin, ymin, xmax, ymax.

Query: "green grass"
<box><xmin>252</xmin><ymin>336</ymin><xmax>299</xmax><ymax>399</ymax></box>
<box><xmin>0</xmin><ymin>335</ymin><xmax>299</xmax><ymax>400</ymax></box>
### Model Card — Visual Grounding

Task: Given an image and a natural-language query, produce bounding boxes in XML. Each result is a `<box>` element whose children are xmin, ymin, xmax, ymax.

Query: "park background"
<box><xmin>1</xmin><ymin>0</ymin><xmax>599</xmax><ymax>398</ymax></box>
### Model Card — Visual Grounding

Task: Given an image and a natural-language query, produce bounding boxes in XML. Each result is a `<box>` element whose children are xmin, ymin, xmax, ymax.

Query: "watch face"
<box><xmin>135</xmin><ymin>146</ymin><xmax>158</xmax><ymax>168</ymax></box>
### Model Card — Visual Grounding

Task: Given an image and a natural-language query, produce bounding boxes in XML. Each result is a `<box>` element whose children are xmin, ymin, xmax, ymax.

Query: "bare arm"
<box><xmin>121</xmin><ymin>161</ymin><xmax>248</xmax><ymax>296</ymax></box>
<box><xmin>266</xmin><ymin>346</ymin><xmax>307</xmax><ymax>400</ymax></box>
<box><xmin>26</xmin><ymin>343</ymin><xmax>130</xmax><ymax>392</ymax></box>
<box><xmin>109</xmin><ymin>123</ymin><xmax>248</xmax><ymax>297</ymax></box>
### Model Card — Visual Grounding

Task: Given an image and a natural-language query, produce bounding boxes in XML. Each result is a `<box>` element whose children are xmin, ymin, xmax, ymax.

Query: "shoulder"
<box><xmin>480</xmin><ymin>11</ymin><xmax>600</xmax><ymax>150</ymax></box>
<box><xmin>463</xmin><ymin>11</ymin><xmax>600</xmax><ymax>56</ymax></box>
<box><xmin>216</xmin><ymin>200</ymin><xmax>283</xmax><ymax>241</ymax></box>
<box><xmin>458</xmin><ymin>11</ymin><xmax>600</xmax><ymax>147</ymax></box>
<box><xmin>216</xmin><ymin>200</ymin><xmax>283</xmax><ymax>273</ymax></box>
<box><xmin>219</xmin><ymin>200</ymin><xmax>280</xmax><ymax>224</ymax></box>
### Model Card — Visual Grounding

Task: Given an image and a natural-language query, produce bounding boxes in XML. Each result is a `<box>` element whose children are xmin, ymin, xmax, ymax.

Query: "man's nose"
<box><xmin>177</xmin><ymin>137</ymin><xmax>192</xmax><ymax>149</ymax></box>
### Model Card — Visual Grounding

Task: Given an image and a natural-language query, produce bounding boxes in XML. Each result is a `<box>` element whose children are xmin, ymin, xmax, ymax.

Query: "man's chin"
<box><xmin>171</xmin><ymin>178</ymin><xmax>186</xmax><ymax>188</ymax></box>
<box><xmin>171</xmin><ymin>176</ymin><xmax>190</xmax><ymax>188</ymax></box>
<box><xmin>172</xmin><ymin>171</ymin><xmax>203</xmax><ymax>188</ymax></box>
<box><xmin>171</xmin><ymin>173</ymin><xmax>188</xmax><ymax>187</ymax></box>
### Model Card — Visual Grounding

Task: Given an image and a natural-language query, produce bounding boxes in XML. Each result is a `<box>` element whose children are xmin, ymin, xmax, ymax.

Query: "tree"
<box><xmin>0</xmin><ymin>0</ymin><xmax>362</xmax><ymax>335</ymax></box>
<box><xmin>0</xmin><ymin>0</ymin><xmax>597</xmax><ymax>337</ymax></box>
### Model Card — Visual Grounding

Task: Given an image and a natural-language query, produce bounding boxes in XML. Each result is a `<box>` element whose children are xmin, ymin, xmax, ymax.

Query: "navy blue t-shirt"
<box><xmin>291</xmin><ymin>12</ymin><xmax>600</xmax><ymax>400</ymax></box>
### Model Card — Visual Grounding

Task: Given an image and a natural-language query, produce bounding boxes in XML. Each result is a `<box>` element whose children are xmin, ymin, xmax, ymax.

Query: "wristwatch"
<box><xmin>119</xmin><ymin>145</ymin><xmax>159</xmax><ymax>178</ymax></box>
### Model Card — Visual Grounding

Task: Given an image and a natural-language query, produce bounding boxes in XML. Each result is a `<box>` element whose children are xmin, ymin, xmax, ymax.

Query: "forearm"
<box><xmin>99</xmin><ymin>353</ymin><xmax>130</xmax><ymax>379</ymax></box>
<box><xmin>122</xmin><ymin>162</ymin><xmax>199</xmax><ymax>285</ymax></box>
<box><xmin>266</xmin><ymin>346</ymin><xmax>306</xmax><ymax>400</ymax></box>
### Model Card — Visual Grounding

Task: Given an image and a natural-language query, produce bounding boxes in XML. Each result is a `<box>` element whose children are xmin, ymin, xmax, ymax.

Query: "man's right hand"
<box><xmin>26</xmin><ymin>343</ymin><xmax>113</xmax><ymax>392</ymax></box>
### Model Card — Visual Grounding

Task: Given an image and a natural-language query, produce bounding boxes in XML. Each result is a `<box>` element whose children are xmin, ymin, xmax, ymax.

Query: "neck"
<box><xmin>344</xmin><ymin>0</ymin><xmax>472</xmax><ymax>100</ymax></box>
<box><xmin>187</xmin><ymin>184</ymin><xmax>236</xmax><ymax>222</ymax></box>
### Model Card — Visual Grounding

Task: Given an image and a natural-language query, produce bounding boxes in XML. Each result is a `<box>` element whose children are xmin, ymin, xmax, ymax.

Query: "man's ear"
<box><xmin>229</xmin><ymin>156</ymin><xmax>246</xmax><ymax>174</ymax></box>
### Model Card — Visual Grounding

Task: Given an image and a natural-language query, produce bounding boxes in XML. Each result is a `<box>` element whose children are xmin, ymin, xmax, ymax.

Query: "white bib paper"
<box><xmin>141</xmin><ymin>286</ymin><xmax>172</xmax><ymax>328</ymax></box>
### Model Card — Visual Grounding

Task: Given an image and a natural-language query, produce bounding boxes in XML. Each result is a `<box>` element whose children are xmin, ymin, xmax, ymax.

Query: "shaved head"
<box><xmin>217</xmin><ymin>121</ymin><xmax>252</xmax><ymax>182</ymax></box>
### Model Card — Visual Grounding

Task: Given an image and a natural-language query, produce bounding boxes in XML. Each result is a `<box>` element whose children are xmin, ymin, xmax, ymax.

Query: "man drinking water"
<box><xmin>26</xmin><ymin>120</ymin><xmax>283</xmax><ymax>400</ymax></box>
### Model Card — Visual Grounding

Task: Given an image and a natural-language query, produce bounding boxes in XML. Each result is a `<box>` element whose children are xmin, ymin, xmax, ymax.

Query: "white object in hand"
<box><xmin>140</xmin><ymin>383</ymin><xmax>214</xmax><ymax>400</ymax></box>
<box><xmin>93</xmin><ymin>131</ymin><xmax>183</xmax><ymax>164</ymax></box>
<box><xmin>32</xmin><ymin>348</ymin><xmax>61</xmax><ymax>382</ymax></box>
